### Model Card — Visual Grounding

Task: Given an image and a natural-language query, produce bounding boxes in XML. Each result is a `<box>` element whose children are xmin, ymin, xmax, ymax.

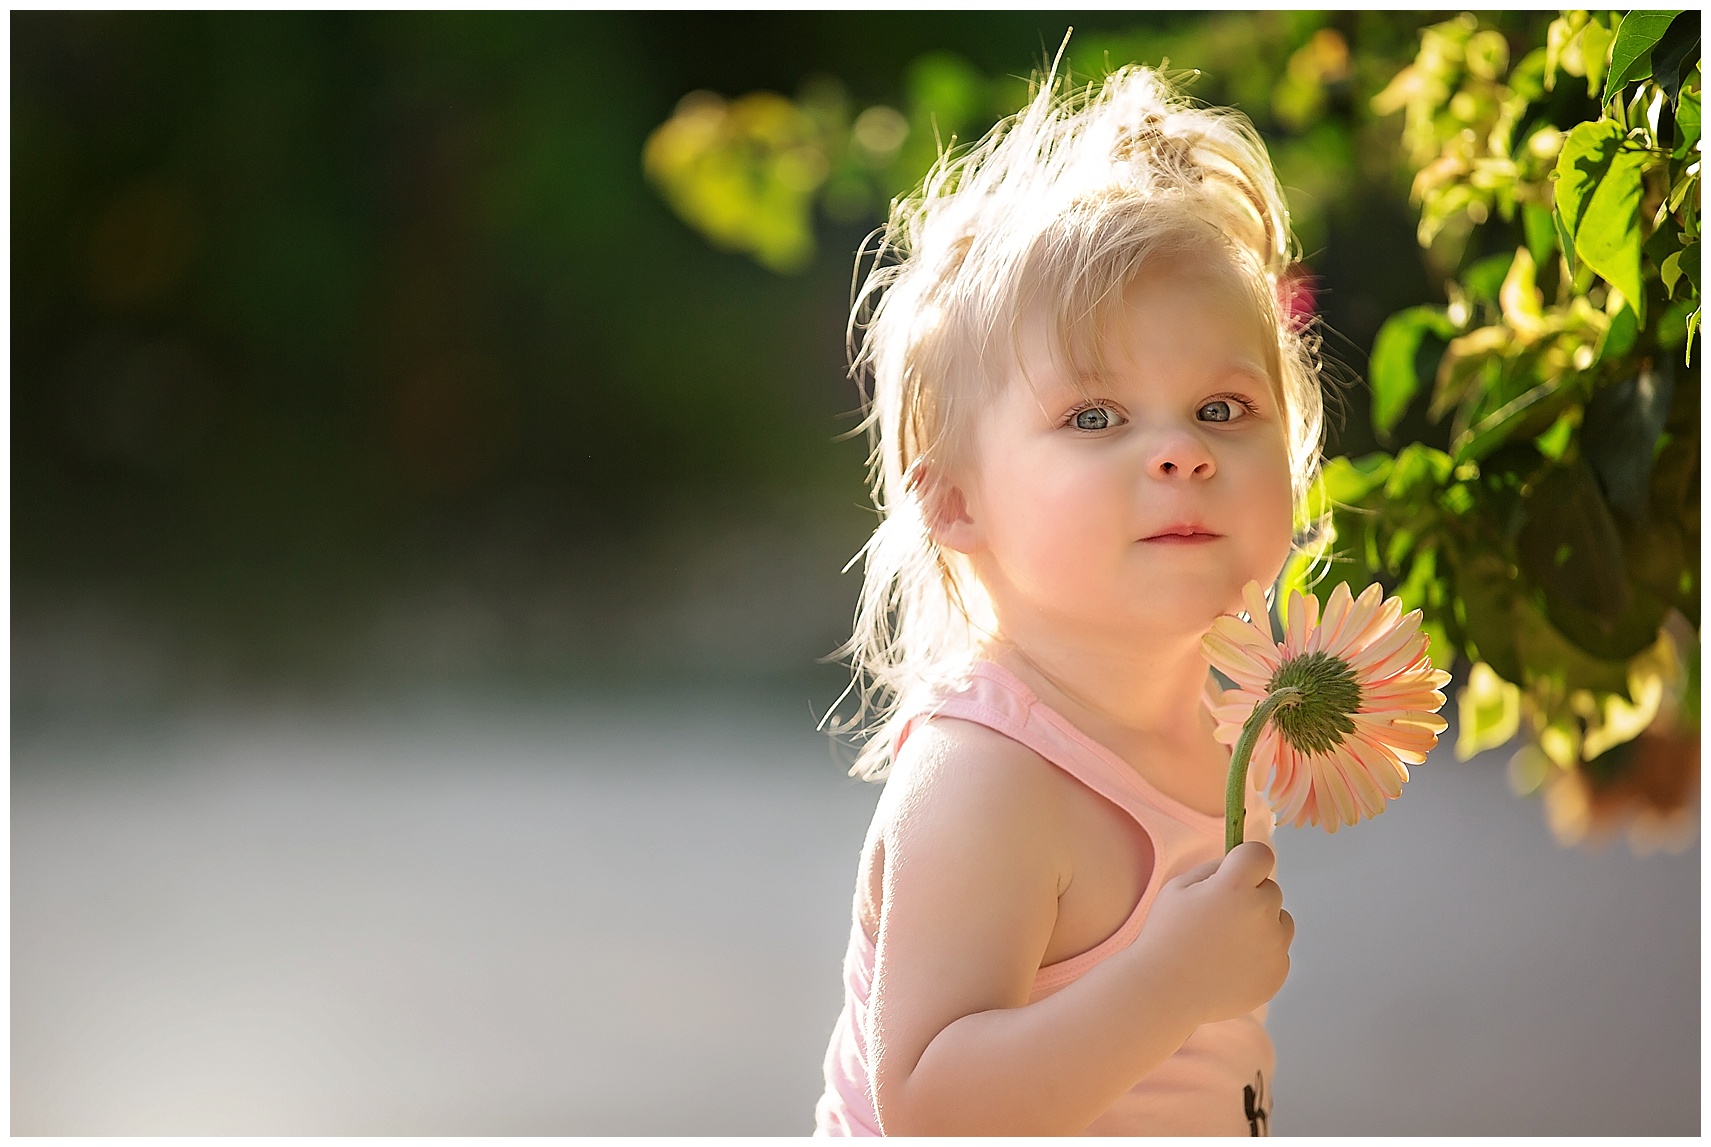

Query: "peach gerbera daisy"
<box><xmin>1203</xmin><ymin>580</ymin><xmax>1452</xmax><ymax>848</ymax></box>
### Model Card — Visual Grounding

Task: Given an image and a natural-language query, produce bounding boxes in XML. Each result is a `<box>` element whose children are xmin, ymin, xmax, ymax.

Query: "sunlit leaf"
<box><xmin>1555</xmin><ymin>120</ymin><xmax>1623</xmax><ymax>240</ymax></box>
<box><xmin>1579</xmin><ymin>17</ymin><xmax>1616</xmax><ymax>99</ymax></box>
<box><xmin>1672</xmin><ymin>80</ymin><xmax>1700</xmax><ymax>156</ymax></box>
<box><xmin>1554</xmin><ymin>120</ymin><xmax>1651</xmax><ymax>321</ymax></box>
<box><xmin>1498</xmin><ymin>246</ymin><xmax>1544</xmax><ymax>339</ymax></box>
<box><xmin>1457</xmin><ymin>661</ymin><xmax>1522</xmax><ymax>759</ymax></box>
<box><xmin>1603</xmin><ymin>11</ymin><xmax>1682</xmax><ymax>102</ymax></box>
<box><xmin>1578</xmin><ymin>147</ymin><xmax>1652</xmax><ymax>321</ymax></box>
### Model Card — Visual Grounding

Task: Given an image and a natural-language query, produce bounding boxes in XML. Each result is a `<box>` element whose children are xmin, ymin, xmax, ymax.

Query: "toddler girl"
<box><xmin>813</xmin><ymin>61</ymin><xmax>1324</xmax><ymax>1136</ymax></box>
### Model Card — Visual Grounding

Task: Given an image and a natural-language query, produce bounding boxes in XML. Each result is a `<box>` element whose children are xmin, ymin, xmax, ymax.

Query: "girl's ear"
<box><xmin>909</xmin><ymin>459</ymin><xmax>984</xmax><ymax>554</ymax></box>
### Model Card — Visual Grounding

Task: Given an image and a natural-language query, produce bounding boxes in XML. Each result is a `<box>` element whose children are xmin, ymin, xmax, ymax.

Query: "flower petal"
<box><xmin>1362</xmin><ymin>679</ymin><xmax>1447</xmax><ymax>709</ymax></box>
<box><xmin>1351</xmin><ymin>713</ymin><xmax>1439</xmax><ymax>763</ymax></box>
<box><xmin>1211</xmin><ymin>702</ymin><xmax>1258</xmax><ymax>727</ymax></box>
<box><xmin>1345</xmin><ymin>734</ymin><xmax>1405</xmax><ymax>799</ymax></box>
<box><xmin>1241</xmin><ymin>581</ymin><xmax>1273</xmax><ymax>640</ymax></box>
<box><xmin>1328</xmin><ymin>582</ymin><xmax>1385</xmax><ymax>657</ymax></box>
<box><xmin>1364</xmin><ymin>739</ymin><xmax>1412</xmax><ymax>801</ymax></box>
<box><xmin>1210</xmin><ymin>615</ymin><xmax>1283</xmax><ymax>664</ymax></box>
<box><xmin>1315</xmin><ymin>751</ymin><xmax>1359</xmax><ymax>828</ymax></box>
<box><xmin>1203</xmin><ymin>640</ymin><xmax>1273</xmax><ymax>691</ymax></box>
<box><xmin>1309</xmin><ymin>581</ymin><xmax>1355</xmax><ymax>654</ymax></box>
<box><xmin>1387</xmin><ymin>709</ymin><xmax>1450</xmax><ymax>735</ymax></box>
<box><xmin>1358</xmin><ymin>631</ymin><xmax>1432</xmax><ymax>684</ymax></box>
<box><xmin>1349</xmin><ymin>613</ymin><xmax>1424</xmax><ymax>674</ymax></box>
<box><xmin>1285</xmin><ymin>589</ymin><xmax>1315</xmax><ymax>656</ymax></box>
<box><xmin>1338</xmin><ymin>748</ymin><xmax>1389</xmax><ymax>818</ymax></box>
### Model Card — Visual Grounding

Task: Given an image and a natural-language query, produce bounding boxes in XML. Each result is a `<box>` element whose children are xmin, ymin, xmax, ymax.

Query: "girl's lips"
<box><xmin>1141</xmin><ymin>531</ymin><xmax>1223</xmax><ymax>544</ymax></box>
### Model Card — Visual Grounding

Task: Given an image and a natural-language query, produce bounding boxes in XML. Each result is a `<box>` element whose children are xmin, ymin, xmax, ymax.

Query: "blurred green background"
<box><xmin>13</xmin><ymin>10</ymin><xmax>1470</xmax><ymax>712</ymax></box>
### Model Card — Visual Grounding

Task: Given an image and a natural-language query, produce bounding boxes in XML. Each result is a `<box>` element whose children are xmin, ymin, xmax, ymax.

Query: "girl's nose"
<box><xmin>1147</xmin><ymin>430</ymin><xmax>1217</xmax><ymax>480</ymax></box>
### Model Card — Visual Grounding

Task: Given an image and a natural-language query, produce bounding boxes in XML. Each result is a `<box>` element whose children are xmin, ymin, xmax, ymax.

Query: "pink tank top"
<box><xmin>813</xmin><ymin>660</ymin><xmax>1277</xmax><ymax>1136</ymax></box>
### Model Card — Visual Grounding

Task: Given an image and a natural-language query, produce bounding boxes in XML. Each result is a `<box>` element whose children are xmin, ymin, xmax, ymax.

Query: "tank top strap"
<box><xmin>897</xmin><ymin>660</ymin><xmax>1228</xmax><ymax>836</ymax></box>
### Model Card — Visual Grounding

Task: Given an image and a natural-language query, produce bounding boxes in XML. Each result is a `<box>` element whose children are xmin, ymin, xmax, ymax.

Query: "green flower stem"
<box><xmin>1226</xmin><ymin>687</ymin><xmax>1304</xmax><ymax>854</ymax></box>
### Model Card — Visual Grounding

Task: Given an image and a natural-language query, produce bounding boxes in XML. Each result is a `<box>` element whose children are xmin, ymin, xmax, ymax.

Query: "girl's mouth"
<box><xmin>1141</xmin><ymin>525</ymin><xmax>1223</xmax><ymax>544</ymax></box>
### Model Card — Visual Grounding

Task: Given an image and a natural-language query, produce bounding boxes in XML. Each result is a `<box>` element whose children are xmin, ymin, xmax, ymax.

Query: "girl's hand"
<box><xmin>1129</xmin><ymin>841</ymin><xmax>1293</xmax><ymax>1025</ymax></box>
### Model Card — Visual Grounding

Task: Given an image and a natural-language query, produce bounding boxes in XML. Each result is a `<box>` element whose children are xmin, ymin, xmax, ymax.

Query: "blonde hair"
<box><xmin>832</xmin><ymin>60</ymin><xmax>1325</xmax><ymax>780</ymax></box>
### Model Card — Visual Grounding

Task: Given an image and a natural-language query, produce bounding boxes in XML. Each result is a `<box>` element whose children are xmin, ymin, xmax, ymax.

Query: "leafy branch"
<box><xmin>1299</xmin><ymin>9</ymin><xmax>1700</xmax><ymax>851</ymax></box>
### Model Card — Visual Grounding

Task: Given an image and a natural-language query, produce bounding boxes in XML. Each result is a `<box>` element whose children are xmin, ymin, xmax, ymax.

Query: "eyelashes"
<box><xmin>1196</xmin><ymin>394</ymin><xmax>1262</xmax><ymax>423</ymax></box>
<box><xmin>1061</xmin><ymin>392</ymin><xmax>1261</xmax><ymax>429</ymax></box>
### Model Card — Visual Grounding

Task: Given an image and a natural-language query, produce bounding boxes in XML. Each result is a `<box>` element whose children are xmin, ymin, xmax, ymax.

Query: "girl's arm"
<box><xmin>868</xmin><ymin>718</ymin><xmax>1292</xmax><ymax>1136</ymax></box>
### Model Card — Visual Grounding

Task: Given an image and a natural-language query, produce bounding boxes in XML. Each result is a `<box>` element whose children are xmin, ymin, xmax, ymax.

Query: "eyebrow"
<box><xmin>1044</xmin><ymin>356</ymin><xmax>1276</xmax><ymax>403</ymax></box>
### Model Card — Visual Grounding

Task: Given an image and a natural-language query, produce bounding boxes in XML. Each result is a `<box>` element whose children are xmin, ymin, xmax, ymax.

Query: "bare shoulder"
<box><xmin>889</xmin><ymin>715</ymin><xmax>1074</xmax><ymax>832</ymax></box>
<box><xmin>857</xmin><ymin>716</ymin><xmax>1073</xmax><ymax>940</ymax></box>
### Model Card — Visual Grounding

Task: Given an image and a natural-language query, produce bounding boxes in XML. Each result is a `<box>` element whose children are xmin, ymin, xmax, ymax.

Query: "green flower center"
<box><xmin>1265</xmin><ymin>650</ymin><xmax>1362</xmax><ymax>755</ymax></box>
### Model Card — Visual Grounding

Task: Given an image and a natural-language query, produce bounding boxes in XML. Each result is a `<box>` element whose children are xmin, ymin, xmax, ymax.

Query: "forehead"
<box><xmin>1013</xmin><ymin>260</ymin><xmax>1277</xmax><ymax>399</ymax></box>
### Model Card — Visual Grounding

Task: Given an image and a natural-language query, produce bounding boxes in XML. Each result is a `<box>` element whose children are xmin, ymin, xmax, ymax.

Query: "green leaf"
<box><xmin>1677</xmin><ymin>240</ymin><xmax>1700</xmax><ymax>294</ymax></box>
<box><xmin>1454</xmin><ymin>549</ymin><xmax>1528</xmax><ymax>685</ymax></box>
<box><xmin>1658</xmin><ymin>294</ymin><xmax>1696</xmax><ymax>347</ymax></box>
<box><xmin>1600</xmin><ymin>301</ymin><xmax>1640</xmax><ymax>361</ymax></box>
<box><xmin>1555</xmin><ymin>121</ymin><xmax>1652</xmax><ymax>322</ymax></box>
<box><xmin>1394</xmin><ymin>546</ymin><xmax>1440</xmax><ymax>613</ymax></box>
<box><xmin>1580</xmin><ymin>17</ymin><xmax>1617</xmax><ymax>100</ymax></box>
<box><xmin>1457</xmin><ymin>661</ymin><xmax>1522</xmax><ymax>759</ymax></box>
<box><xmin>1582</xmin><ymin>146</ymin><xmax>1653</xmax><ymax>321</ymax></box>
<box><xmin>1523</xmin><ymin>202</ymin><xmax>1558</xmax><ymax>268</ymax></box>
<box><xmin>1319</xmin><ymin>453</ymin><xmax>1394</xmax><ymax>506</ymax></box>
<box><xmin>1384</xmin><ymin>443</ymin><xmax>1455</xmax><ymax>502</ymax></box>
<box><xmin>1554</xmin><ymin>121</ymin><xmax>1622</xmax><ymax>254</ymax></box>
<box><xmin>1584</xmin><ymin>365</ymin><xmax>1676</xmax><ymax>520</ymax></box>
<box><xmin>1517</xmin><ymin>461</ymin><xmax>1632</xmax><ymax>621</ymax></box>
<box><xmin>1675</xmin><ymin>83</ymin><xmax>1700</xmax><ymax>157</ymax></box>
<box><xmin>1604</xmin><ymin>11</ymin><xmax>1682</xmax><ymax>102</ymax></box>
<box><xmin>1513</xmin><ymin>593</ymin><xmax>1636</xmax><ymax>697</ymax></box>
<box><xmin>1625</xmin><ymin>515</ymin><xmax>1692</xmax><ymax>617</ymax></box>
<box><xmin>1535</xmin><ymin>412</ymin><xmax>1576</xmax><ymax>459</ymax></box>
<box><xmin>1369</xmin><ymin>306</ymin><xmax>1456</xmax><ymax>436</ymax></box>
<box><xmin>1661</xmin><ymin>249</ymin><xmax>1685</xmax><ymax>295</ymax></box>
<box><xmin>1462</xmin><ymin>252</ymin><xmax>1515</xmax><ymax>305</ymax></box>
<box><xmin>1452</xmin><ymin>375</ymin><xmax>1576</xmax><ymax>464</ymax></box>
<box><xmin>1651</xmin><ymin>11</ymin><xmax>1701</xmax><ymax>104</ymax></box>
<box><xmin>1553</xmin><ymin>195</ymin><xmax>1580</xmax><ymax>274</ymax></box>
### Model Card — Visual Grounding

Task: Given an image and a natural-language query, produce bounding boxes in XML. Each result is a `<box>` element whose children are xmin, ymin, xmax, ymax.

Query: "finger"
<box><xmin>1256</xmin><ymin>878</ymin><xmax>1284</xmax><ymax>913</ymax></box>
<box><xmin>1166</xmin><ymin>858</ymin><xmax>1223</xmax><ymax>889</ymax></box>
<box><xmin>1278</xmin><ymin>908</ymin><xmax>1296</xmax><ymax>945</ymax></box>
<box><xmin>1216</xmin><ymin>840</ymin><xmax>1276</xmax><ymax>887</ymax></box>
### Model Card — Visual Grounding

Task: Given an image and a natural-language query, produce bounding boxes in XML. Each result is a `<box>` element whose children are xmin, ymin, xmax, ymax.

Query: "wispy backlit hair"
<box><xmin>834</xmin><ymin>60</ymin><xmax>1326</xmax><ymax>780</ymax></box>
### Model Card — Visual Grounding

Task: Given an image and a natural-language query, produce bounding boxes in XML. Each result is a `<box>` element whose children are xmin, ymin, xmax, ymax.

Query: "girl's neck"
<box><xmin>987</xmin><ymin>620</ymin><xmax>1216</xmax><ymax>746</ymax></box>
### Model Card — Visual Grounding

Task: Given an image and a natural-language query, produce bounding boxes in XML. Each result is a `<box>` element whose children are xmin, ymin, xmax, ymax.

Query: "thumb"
<box><xmin>1216</xmin><ymin>840</ymin><xmax>1276</xmax><ymax>888</ymax></box>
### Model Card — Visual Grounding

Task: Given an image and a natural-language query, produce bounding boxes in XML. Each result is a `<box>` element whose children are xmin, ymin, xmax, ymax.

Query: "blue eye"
<box><xmin>1073</xmin><ymin>406</ymin><xmax>1118</xmax><ymax>430</ymax></box>
<box><xmin>1198</xmin><ymin>399</ymin><xmax>1241</xmax><ymax>423</ymax></box>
